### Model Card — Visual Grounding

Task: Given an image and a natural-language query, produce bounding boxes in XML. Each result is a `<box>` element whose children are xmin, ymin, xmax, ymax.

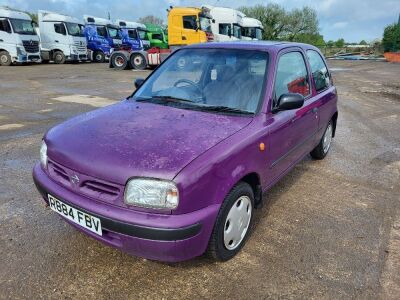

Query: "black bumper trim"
<box><xmin>33</xmin><ymin>177</ymin><xmax>202</xmax><ymax>241</ymax></box>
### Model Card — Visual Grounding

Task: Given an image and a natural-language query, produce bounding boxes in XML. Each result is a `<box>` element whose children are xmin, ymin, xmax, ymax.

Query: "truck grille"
<box><xmin>74</xmin><ymin>41</ymin><xmax>87</xmax><ymax>52</ymax></box>
<box><xmin>22</xmin><ymin>40</ymin><xmax>39</xmax><ymax>53</ymax></box>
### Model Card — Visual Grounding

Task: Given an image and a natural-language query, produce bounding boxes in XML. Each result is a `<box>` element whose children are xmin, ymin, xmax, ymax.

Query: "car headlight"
<box><xmin>124</xmin><ymin>178</ymin><xmax>179</xmax><ymax>209</ymax></box>
<box><xmin>40</xmin><ymin>141</ymin><xmax>48</xmax><ymax>169</ymax></box>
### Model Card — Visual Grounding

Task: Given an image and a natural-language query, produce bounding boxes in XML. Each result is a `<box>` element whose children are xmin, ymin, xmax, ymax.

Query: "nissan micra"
<box><xmin>33</xmin><ymin>41</ymin><xmax>338</xmax><ymax>262</ymax></box>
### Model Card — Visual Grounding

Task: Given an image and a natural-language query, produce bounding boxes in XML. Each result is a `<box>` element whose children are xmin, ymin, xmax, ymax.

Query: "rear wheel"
<box><xmin>93</xmin><ymin>51</ymin><xmax>105</xmax><ymax>63</ymax></box>
<box><xmin>0</xmin><ymin>51</ymin><xmax>12</xmax><ymax>66</ymax></box>
<box><xmin>207</xmin><ymin>182</ymin><xmax>254</xmax><ymax>261</ymax></box>
<box><xmin>130</xmin><ymin>53</ymin><xmax>146</xmax><ymax>70</ymax></box>
<box><xmin>310</xmin><ymin>120</ymin><xmax>333</xmax><ymax>159</ymax></box>
<box><xmin>111</xmin><ymin>52</ymin><xmax>128</xmax><ymax>70</ymax></box>
<box><xmin>53</xmin><ymin>51</ymin><xmax>65</xmax><ymax>64</ymax></box>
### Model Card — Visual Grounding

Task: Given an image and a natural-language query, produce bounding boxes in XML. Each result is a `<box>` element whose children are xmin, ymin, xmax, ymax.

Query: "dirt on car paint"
<box><xmin>0</xmin><ymin>61</ymin><xmax>399</xmax><ymax>299</ymax></box>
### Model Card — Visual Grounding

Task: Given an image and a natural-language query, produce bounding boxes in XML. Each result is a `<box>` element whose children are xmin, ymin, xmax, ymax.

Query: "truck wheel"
<box><xmin>111</xmin><ymin>53</ymin><xmax>128</xmax><ymax>70</ymax></box>
<box><xmin>310</xmin><ymin>120</ymin><xmax>333</xmax><ymax>160</ymax></box>
<box><xmin>93</xmin><ymin>51</ymin><xmax>105</xmax><ymax>63</ymax></box>
<box><xmin>207</xmin><ymin>182</ymin><xmax>254</xmax><ymax>261</ymax></box>
<box><xmin>0</xmin><ymin>51</ymin><xmax>12</xmax><ymax>66</ymax></box>
<box><xmin>53</xmin><ymin>51</ymin><xmax>66</xmax><ymax>64</ymax></box>
<box><xmin>130</xmin><ymin>53</ymin><xmax>146</xmax><ymax>70</ymax></box>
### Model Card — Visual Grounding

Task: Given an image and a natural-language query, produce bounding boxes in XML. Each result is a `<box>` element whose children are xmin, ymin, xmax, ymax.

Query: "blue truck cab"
<box><xmin>83</xmin><ymin>15</ymin><xmax>125</xmax><ymax>62</ymax></box>
<box><xmin>116</xmin><ymin>20</ymin><xmax>150</xmax><ymax>51</ymax></box>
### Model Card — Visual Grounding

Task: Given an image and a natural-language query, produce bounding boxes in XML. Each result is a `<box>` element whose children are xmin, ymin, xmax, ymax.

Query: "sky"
<box><xmin>1</xmin><ymin>0</ymin><xmax>399</xmax><ymax>42</ymax></box>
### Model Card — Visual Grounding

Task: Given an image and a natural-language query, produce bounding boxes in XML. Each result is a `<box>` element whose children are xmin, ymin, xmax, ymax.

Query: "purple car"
<box><xmin>33</xmin><ymin>41</ymin><xmax>338</xmax><ymax>262</ymax></box>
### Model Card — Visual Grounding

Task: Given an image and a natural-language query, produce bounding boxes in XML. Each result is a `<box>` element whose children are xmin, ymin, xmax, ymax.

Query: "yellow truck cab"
<box><xmin>167</xmin><ymin>7</ymin><xmax>213</xmax><ymax>46</ymax></box>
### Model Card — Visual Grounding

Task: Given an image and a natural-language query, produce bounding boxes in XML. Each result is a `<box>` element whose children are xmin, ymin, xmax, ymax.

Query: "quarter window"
<box><xmin>307</xmin><ymin>50</ymin><xmax>331</xmax><ymax>92</ymax></box>
<box><xmin>183</xmin><ymin>16</ymin><xmax>197</xmax><ymax>30</ymax></box>
<box><xmin>274</xmin><ymin>52</ymin><xmax>310</xmax><ymax>106</ymax></box>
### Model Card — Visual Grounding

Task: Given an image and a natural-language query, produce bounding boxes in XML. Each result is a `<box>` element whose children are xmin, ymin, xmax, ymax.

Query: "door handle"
<box><xmin>312</xmin><ymin>107</ymin><xmax>318</xmax><ymax>113</ymax></box>
<box><xmin>55</xmin><ymin>40</ymin><xmax>59</xmax><ymax>43</ymax></box>
<box><xmin>182</xmin><ymin>36</ymin><xmax>187</xmax><ymax>40</ymax></box>
<box><xmin>0</xmin><ymin>39</ymin><xmax>3</xmax><ymax>42</ymax></box>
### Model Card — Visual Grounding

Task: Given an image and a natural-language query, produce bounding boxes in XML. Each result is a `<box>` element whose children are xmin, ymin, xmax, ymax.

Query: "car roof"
<box><xmin>186</xmin><ymin>41</ymin><xmax>320</xmax><ymax>53</ymax></box>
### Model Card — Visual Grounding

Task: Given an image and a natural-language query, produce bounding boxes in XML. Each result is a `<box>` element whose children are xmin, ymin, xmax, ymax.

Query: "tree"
<box><xmin>326</xmin><ymin>40</ymin><xmax>335</xmax><ymax>47</ymax></box>
<box><xmin>238</xmin><ymin>4</ymin><xmax>321</xmax><ymax>45</ymax></box>
<box><xmin>382</xmin><ymin>23</ymin><xmax>400</xmax><ymax>52</ymax></box>
<box><xmin>359</xmin><ymin>40</ymin><xmax>368</xmax><ymax>45</ymax></box>
<box><xmin>138</xmin><ymin>15</ymin><xmax>164</xmax><ymax>26</ymax></box>
<box><xmin>335</xmin><ymin>38</ymin><xmax>345</xmax><ymax>47</ymax></box>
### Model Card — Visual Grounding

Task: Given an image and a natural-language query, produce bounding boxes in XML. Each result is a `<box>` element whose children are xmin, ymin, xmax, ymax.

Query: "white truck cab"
<box><xmin>116</xmin><ymin>19</ymin><xmax>150</xmax><ymax>50</ymax></box>
<box><xmin>241</xmin><ymin>17</ymin><xmax>263</xmax><ymax>40</ymax></box>
<box><xmin>38</xmin><ymin>10</ymin><xmax>87</xmax><ymax>64</ymax></box>
<box><xmin>0</xmin><ymin>7</ymin><xmax>41</xmax><ymax>66</ymax></box>
<box><xmin>203</xmin><ymin>5</ymin><xmax>243</xmax><ymax>42</ymax></box>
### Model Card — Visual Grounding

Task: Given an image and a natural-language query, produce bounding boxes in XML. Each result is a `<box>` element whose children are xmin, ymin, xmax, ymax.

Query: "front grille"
<box><xmin>22</xmin><ymin>40</ymin><xmax>39</xmax><ymax>53</ymax></box>
<box><xmin>47</xmin><ymin>159</ymin><xmax>121</xmax><ymax>203</ymax></box>
<box><xmin>74</xmin><ymin>41</ymin><xmax>87</xmax><ymax>52</ymax></box>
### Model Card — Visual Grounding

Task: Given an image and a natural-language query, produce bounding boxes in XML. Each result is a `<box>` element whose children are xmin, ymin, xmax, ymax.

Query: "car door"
<box><xmin>181</xmin><ymin>15</ymin><xmax>198</xmax><ymax>44</ymax></box>
<box><xmin>306</xmin><ymin>49</ymin><xmax>337</xmax><ymax>141</ymax></box>
<box><xmin>265</xmin><ymin>49</ymin><xmax>319</xmax><ymax>186</ymax></box>
<box><xmin>0</xmin><ymin>18</ymin><xmax>13</xmax><ymax>48</ymax></box>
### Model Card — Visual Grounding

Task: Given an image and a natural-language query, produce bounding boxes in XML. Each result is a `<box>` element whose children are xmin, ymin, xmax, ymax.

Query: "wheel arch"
<box><xmin>238</xmin><ymin>172</ymin><xmax>263</xmax><ymax>209</ymax></box>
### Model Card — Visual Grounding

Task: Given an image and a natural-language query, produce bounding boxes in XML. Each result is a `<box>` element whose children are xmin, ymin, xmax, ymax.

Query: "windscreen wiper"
<box><xmin>197</xmin><ymin>105</ymin><xmax>254</xmax><ymax>115</ymax></box>
<box><xmin>136</xmin><ymin>96</ymin><xmax>193</xmax><ymax>103</ymax></box>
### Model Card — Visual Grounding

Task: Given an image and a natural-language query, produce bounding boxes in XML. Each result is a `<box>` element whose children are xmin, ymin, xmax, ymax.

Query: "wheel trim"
<box><xmin>1</xmin><ymin>55</ymin><xmax>8</xmax><ymax>63</ymax></box>
<box><xmin>323</xmin><ymin>123</ymin><xmax>333</xmax><ymax>153</ymax></box>
<box><xmin>133</xmin><ymin>56</ymin><xmax>143</xmax><ymax>65</ymax></box>
<box><xmin>115</xmin><ymin>56</ymin><xmax>124</xmax><ymax>67</ymax></box>
<box><xmin>224</xmin><ymin>196</ymin><xmax>252</xmax><ymax>250</ymax></box>
<box><xmin>95</xmin><ymin>54</ymin><xmax>103</xmax><ymax>61</ymax></box>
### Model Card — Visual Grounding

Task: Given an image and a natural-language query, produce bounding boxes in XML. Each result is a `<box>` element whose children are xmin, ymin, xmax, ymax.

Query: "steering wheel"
<box><xmin>173</xmin><ymin>79</ymin><xmax>203</xmax><ymax>101</ymax></box>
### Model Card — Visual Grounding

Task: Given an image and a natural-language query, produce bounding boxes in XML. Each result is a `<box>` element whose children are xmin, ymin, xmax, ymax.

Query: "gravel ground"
<box><xmin>0</xmin><ymin>60</ymin><xmax>399</xmax><ymax>299</ymax></box>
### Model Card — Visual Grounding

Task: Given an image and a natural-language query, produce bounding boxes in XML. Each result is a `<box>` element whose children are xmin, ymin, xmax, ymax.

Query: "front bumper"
<box><xmin>68</xmin><ymin>54</ymin><xmax>88</xmax><ymax>61</ymax></box>
<box><xmin>12</xmin><ymin>54</ymin><xmax>41</xmax><ymax>63</ymax></box>
<box><xmin>32</xmin><ymin>163</ymin><xmax>219</xmax><ymax>262</ymax></box>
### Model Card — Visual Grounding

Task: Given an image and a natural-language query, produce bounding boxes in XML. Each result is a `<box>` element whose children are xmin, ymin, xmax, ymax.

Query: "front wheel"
<box><xmin>0</xmin><ymin>51</ymin><xmax>12</xmax><ymax>66</ymax></box>
<box><xmin>53</xmin><ymin>51</ymin><xmax>65</xmax><ymax>64</ymax></box>
<box><xmin>93</xmin><ymin>51</ymin><xmax>105</xmax><ymax>63</ymax></box>
<box><xmin>310</xmin><ymin>120</ymin><xmax>333</xmax><ymax>159</ymax></box>
<box><xmin>207</xmin><ymin>182</ymin><xmax>254</xmax><ymax>261</ymax></box>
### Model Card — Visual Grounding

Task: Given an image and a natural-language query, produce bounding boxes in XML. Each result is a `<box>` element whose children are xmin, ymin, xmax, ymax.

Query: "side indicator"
<box><xmin>259</xmin><ymin>143</ymin><xmax>265</xmax><ymax>151</ymax></box>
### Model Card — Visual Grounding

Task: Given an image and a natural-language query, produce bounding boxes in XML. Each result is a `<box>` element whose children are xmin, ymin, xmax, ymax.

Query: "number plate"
<box><xmin>48</xmin><ymin>194</ymin><xmax>102</xmax><ymax>236</ymax></box>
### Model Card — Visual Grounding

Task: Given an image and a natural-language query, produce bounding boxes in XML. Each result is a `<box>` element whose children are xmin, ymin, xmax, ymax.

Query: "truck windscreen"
<box><xmin>107</xmin><ymin>26</ymin><xmax>121</xmax><ymax>39</ymax></box>
<box><xmin>65</xmin><ymin>22</ymin><xmax>84</xmax><ymax>37</ymax></box>
<box><xmin>199</xmin><ymin>16</ymin><xmax>212</xmax><ymax>32</ymax></box>
<box><xmin>137</xmin><ymin>29</ymin><xmax>148</xmax><ymax>40</ymax></box>
<box><xmin>9</xmin><ymin>18</ymin><xmax>36</xmax><ymax>35</ymax></box>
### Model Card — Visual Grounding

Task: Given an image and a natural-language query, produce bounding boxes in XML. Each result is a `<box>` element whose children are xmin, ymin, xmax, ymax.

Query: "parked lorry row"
<box><xmin>0</xmin><ymin>5</ymin><xmax>263</xmax><ymax>67</ymax></box>
<box><xmin>109</xmin><ymin>5</ymin><xmax>264</xmax><ymax>70</ymax></box>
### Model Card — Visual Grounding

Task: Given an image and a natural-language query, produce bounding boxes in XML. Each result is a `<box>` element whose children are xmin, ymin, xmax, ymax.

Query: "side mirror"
<box><xmin>274</xmin><ymin>93</ymin><xmax>304</xmax><ymax>112</ymax></box>
<box><xmin>134</xmin><ymin>78</ymin><xmax>145</xmax><ymax>89</ymax></box>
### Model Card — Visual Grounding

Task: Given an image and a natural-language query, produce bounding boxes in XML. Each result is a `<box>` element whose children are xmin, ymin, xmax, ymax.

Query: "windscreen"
<box><xmin>107</xmin><ymin>26</ymin><xmax>121</xmax><ymax>39</ymax></box>
<box><xmin>65</xmin><ymin>22</ymin><xmax>84</xmax><ymax>37</ymax></box>
<box><xmin>137</xmin><ymin>28</ymin><xmax>148</xmax><ymax>40</ymax></box>
<box><xmin>255</xmin><ymin>28</ymin><xmax>263</xmax><ymax>40</ymax></box>
<box><xmin>9</xmin><ymin>18</ymin><xmax>36</xmax><ymax>35</ymax></box>
<box><xmin>233</xmin><ymin>24</ymin><xmax>242</xmax><ymax>39</ymax></box>
<box><xmin>199</xmin><ymin>16</ymin><xmax>212</xmax><ymax>32</ymax></box>
<box><xmin>133</xmin><ymin>48</ymin><xmax>268</xmax><ymax>114</ymax></box>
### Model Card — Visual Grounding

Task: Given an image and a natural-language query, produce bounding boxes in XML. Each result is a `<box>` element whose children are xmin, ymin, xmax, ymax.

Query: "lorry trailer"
<box><xmin>0</xmin><ymin>7</ymin><xmax>41</xmax><ymax>65</ymax></box>
<box><xmin>38</xmin><ymin>10</ymin><xmax>87</xmax><ymax>64</ymax></box>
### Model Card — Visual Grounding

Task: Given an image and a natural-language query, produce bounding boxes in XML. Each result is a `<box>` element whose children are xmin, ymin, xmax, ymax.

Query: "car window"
<box><xmin>274</xmin><ymin>51</ymin><xmax>310</xmax><ymax>106</ymax></box>
<box><xmin>219</xmin><ymin>23</ymin><xmax>231</xmax><ymax>36</ymax></box>
<box><xmin>54</xmin><ymin>23</ymin><xmax>66</xmax><ymax>35</ymax></box>
<box><xmin>307</xmin><ymin>50</ymin><xmax>331</xmax><ymax>92</ymax></box>
<box><xmin>96</xmin><ymin>26</ymin><xmax>107</xmax><ymax>37</ymax></box>
<box><xmin>152</xmin><ymin>33</ymin><xmax>163</xmax><ymax>40</ymax></box>
<box><xmin>183</xmin><ymin>16</ymin><xmax>197</xmax><ymax>30</ymax></box>
<box><xmin>128</xmin><ymin>29</ymin><xmax>137</xmax><ymax>39</ymax></box>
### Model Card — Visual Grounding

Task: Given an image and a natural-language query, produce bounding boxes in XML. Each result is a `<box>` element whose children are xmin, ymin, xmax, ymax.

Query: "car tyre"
<box><xmin>0</xmin><ymin>51</ymin><xmax>12</xmax><ymax>66</ymax></box>
<box><xmin>310</xmin><ymin>120</ymin><xmax>333</xmax><ymax>160</ymax></box>
<box><xmin>93</xmin><ymin>51</ymin><xmax>105</xmax><ymax>63</ymax></box>
<box><xmin>207</xmin><ymin>181</ymin><xmax>254</xmax><ymax>261</ymax></box>
<box><xmin>130</xmin><ymin>53</ymin><xmax>147</xmax><ymax>70</ymax></box>
<box><xmin>111</xmin><ymin>52</ymin><xmax>128</xmax><ymax>70</ymax></box>
<box><xmin>53</xmin><ymin>51</ymin><xmax>66</xmax><ymax>64</ymax></box>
